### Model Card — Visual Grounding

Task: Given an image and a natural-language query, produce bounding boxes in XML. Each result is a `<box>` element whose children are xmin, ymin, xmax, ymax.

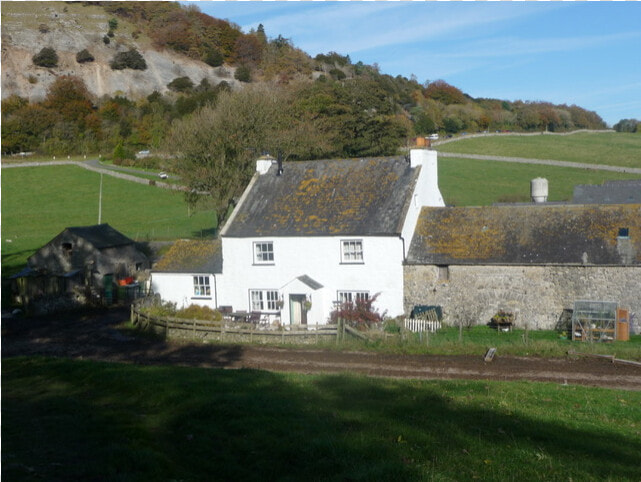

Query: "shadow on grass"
<box><xmin>3</xmin><ymin>358</ymin><xmax>640</xmax><ymax>481</ymax></box>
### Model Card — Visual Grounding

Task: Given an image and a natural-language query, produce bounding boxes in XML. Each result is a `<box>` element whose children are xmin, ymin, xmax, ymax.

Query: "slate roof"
<box><xmin>223</xmin><ymin>157</ymin><xmax>419</xmax><ymax>237</ymax></box>
<box><xmin>573</xmin><ymin>180</ymin><xmax>641</xmax><ymax>204</ymax></box>
<box><xmin>154</xmin><ymin>239</ymin><xmax>223</xmax><ymax>273</ymax></box>
<box><xmin>66</xmin><ymin>224</ymin><xmax>135</xmax><ymax>249</ymax></box>
<box><xmin>407</xmin><ymin>204</ymin><xmax>641</xmax><ymax>265</ymax></box>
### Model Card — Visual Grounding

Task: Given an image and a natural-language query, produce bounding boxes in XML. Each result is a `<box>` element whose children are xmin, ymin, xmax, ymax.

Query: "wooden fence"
<box><xmin>132</xmin><ymin>304</ymin><xmax>353</xmax><ymax>345</ymax></box>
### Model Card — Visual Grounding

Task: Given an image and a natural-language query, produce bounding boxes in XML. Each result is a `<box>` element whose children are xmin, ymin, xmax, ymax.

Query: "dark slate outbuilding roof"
<box><xmin>573</xmin><ymin>180</ymin><xmax>641</xmax><ymax>204</ymax></box>
<box><xmin>407</xmin><ymin>204</ymin><xmax>641</xmax><ymax>265</ymax></box>
<box><xmin>154</xmin><ymin>239</ymin><xmax>223</xmax><ymax>273</ymax></box>
<box><xmin>223</xmin><ymin>157</ymin><xmax>419</xmax><ymax>237</ymax></box>
<box><xmin>66</xmin><ymin>224</ymin><xmax>135</xmax><ymax>249</ymax></box>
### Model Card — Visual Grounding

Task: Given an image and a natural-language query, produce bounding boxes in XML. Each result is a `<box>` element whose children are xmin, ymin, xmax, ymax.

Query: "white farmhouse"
<box><xmin>150</xmin><ymin>148</ymin><xmax>444</xmax><ymax>324</ymax></box>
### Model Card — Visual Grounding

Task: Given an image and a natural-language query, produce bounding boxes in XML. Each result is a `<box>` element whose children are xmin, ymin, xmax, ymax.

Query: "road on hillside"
<box><xmin>3</xmin><ymin>308</ymin><xmax>640</xmax><ymax>391</ymax></box>
<box><xmin>436</xmin><ymin>151</ymin><xmax>641</xmax><ymax>174</ymax></box>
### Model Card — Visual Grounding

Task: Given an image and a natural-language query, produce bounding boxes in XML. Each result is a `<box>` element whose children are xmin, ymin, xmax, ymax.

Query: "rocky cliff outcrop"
<box><xmin>1</xmin><ymin>2</ymin><xmax>239</xmax><ymax>101</ymax></box>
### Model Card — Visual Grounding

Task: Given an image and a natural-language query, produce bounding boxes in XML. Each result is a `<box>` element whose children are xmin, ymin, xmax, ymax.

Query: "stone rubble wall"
<box><xmin>404</xmin><ymin>264</ymin><xmax>641</xmax><ymax>330</ymax></box>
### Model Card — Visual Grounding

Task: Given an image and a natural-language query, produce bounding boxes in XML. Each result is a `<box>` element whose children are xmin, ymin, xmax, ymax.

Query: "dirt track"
<box><xmin>3</xmin><ymin>308</ymin><xmax>640</xmax><ymax>390</ymax></box>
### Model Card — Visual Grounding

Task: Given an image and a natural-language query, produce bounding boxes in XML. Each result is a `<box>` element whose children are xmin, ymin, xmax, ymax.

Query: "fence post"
<box><xmin>130</xmin><ymin>304</ymin><xmax>134</xmax><ymax>325</ymax></box>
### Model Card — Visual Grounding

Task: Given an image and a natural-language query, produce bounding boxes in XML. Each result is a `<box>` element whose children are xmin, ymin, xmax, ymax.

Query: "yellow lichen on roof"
<box><xmin>416</xmin><ymin>207</ymin><xmax>508</xmax><ymax>260</ymax></box>
<box><xmin>154</xmin><ymin>239</ymin><xmax>221</xmax><ymax>271</ymax></box>
<box><xmin>259</xmin><ymin>160</ymin><xmax>403</xmax><ymax>234</ymax></box>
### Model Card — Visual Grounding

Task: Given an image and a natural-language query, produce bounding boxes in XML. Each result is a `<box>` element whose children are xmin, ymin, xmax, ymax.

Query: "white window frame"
<box><xmin>340</xmin><ymin>239</ymin><xmax>364</xmax><ymax>264</ymax></box>
<box><xmin>253</xmin><ymin>241</ymin><xmax>274</xmax><ymax>264</ymax></box>
<box><xmin>249</xmin><ymin>289</ymin><xmax>279</xmax><ymax>312</ymax></box>
<box><xmin>193</xmin><ymin>275</ymin><xmax>211</xmax><ymax>298</ymax></box>
<box><xmin>337</xmin><ymin>290</ymin><xmax>369</xmax><ymax>305</ymax></box>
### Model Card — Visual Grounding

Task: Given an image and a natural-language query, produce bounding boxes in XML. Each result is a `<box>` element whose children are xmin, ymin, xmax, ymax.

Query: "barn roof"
<box><xmin>573</xmin><ymin>180</ymin><xmax>641</xmax><ymax>204</ymax></box>
<box><xmin>223</xmin><ymin>157</ymin><xmax>419</xmax><ymax>237</ymax></box>
<box><xmin>65</xmin><ymin>223</ymin><xmax>135</xmax><ymax>249</ymax></box>
<box><xmin>153</xmin><ymin>239</ymin><xmax>223</xmax><ymax>274</ymax></box>
<box><xmin>407</xmin><ymin>204</ymin><xmax>641</xmax><ymax>266</ymax></box>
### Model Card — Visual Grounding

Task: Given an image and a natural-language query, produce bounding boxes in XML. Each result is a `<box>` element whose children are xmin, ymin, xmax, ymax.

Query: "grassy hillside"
<box><xmin>439</xmin><ymin>157</ymin><xmax>641</xmax><ymax>206</ymax></box>
<box><xmin>437</xmin><ymin>132</ymin><xmax>641</xmax><ymax>168</ymax></box>
<box><xmin>1</xmin><ymin>165</ymin><xmax>216</xmax><ymax>277</ymax></box>
<box><xmin>4</xmin><ymin>357</ymin><xmax>640</xmax><ymax>481</ymax></box>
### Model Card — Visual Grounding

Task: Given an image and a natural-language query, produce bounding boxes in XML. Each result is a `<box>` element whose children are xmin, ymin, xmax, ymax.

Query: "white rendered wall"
<box><xmin>151</xmin><ymin>273</ymin><xmax>217</xmax><ymax>309</ymax></box>
<box><xmin>401</xmin><ymin>149</ymin><xmax>445</xmax><ymax>257</ymax></box>
<box><xmin>219</xmin><ymin>236</ymin><xmax>405</xmax><ymax>324</ymax></box>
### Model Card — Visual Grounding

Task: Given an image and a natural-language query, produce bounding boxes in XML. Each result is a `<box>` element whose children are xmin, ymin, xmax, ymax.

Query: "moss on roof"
<box><xmin>154</xmin><ymin>239</ymin><xmax>222</xmax><ymax>273</ymax></box>
<box><xmin>224</xmin><ymin>157</ymin><xmax>418</xmax><ymax>237</ymax></box>
<box><xmin>408</xmin><ymin>204</ymin><xmax>641</xmax><ymax>265</ymax></box>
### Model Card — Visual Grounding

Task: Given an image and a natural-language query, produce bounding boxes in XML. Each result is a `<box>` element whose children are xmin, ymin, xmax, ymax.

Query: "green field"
<box><xmin>439</xmin><ymin>156</ymin><xmax>640</xmax><ymax>206</ymax></box>
<box><xmin>437</xmin><ymin>132</ymin><xmax>641</xmax><ymax>168</ymax></box>
<box><xmin>2</xmin><ymin>132</ymin><xmax>640</xmax><ymax>276</ymax></box>
<box><xmin>3</xmin><ymin>357</ymin><xmax>640</xmax><ymax>481</ymax></box>
<box><xmin>1</xmin><ymin>165</ymin><xmax>216</xmax><ymax>277</ymax></box>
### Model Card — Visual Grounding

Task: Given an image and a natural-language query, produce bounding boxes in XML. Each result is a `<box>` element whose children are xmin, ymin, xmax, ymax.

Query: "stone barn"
<box><xmin>404</xmin><ymin>204</ymin><xmax>641</xmax><ymax>329</ymax></box>
<box><xmin>13</xmin><ymin>223</ymin><xmax>149</xmax><ymax>310</ymax></box>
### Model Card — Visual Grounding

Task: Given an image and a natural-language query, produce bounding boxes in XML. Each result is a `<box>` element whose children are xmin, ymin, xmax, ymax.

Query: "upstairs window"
<box><xmin>62</xmin><ymin>242</ymin><xmax>73</xmax><ymax>258</ymax></box>
<box><xmin>341</xmin><ymin>240</ymin><xmax>363</xmax><ymax>263</ymax></box>
<box><xmin>193</xmin><ymin>275</ymin><xmax>211</xmax><ymax>297</ymax></box>
<box><xmin>254</xmin><ymin>241</ymin><xmax>274</xmax><ymax>264</ymax></box>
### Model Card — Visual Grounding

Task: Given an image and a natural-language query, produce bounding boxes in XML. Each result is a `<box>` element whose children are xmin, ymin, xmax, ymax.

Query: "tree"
<box><xmin>32</xmin><ymin>47</ymin><xmax>58</xmax><ymax>67</ymax></box>
<box><xmin>43</xmin><ymin>76</ymin><xmax>94</xmax><ymax>129</ymax></box>
<box><xmin>613</xmin><ymin>118</ymin><xmax>639</xmax><ymax>133</ymax></box>
<box><xmin>167</xmin><ymin>85</ymin><xmax>330</xmax><ymax>226</ymax></box>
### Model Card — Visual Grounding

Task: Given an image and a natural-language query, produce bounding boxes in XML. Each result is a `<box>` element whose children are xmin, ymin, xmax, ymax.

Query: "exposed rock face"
<box><xmin>1</xmin><ymin>2</ymin><xmax>238</xmax><ymax>101</ymax></box>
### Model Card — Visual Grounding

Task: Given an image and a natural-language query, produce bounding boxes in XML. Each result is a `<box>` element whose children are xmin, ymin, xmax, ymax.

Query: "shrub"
<box><xmin>329</xmin><ymin>68</ymin><xmax>346</xmax><ymax>80</ymax></box>
<box><xmin>234</xmin><ymin>65</ymin><xmax>251</xmax><ymax>83</ymax></box>
<box><xmin>330</xmin><ymin>293</ymin><xmax>384</xmax><ymax>330</ymax></box>
<box><xmin>110</xmin><ymin>49</ymin><xmax>147</xmax><ymax>70</ymax></box>
<box><xmin>32</xmin><ymin>47</ymin><xmax>58</xmax><ymax>68</ymax></box>
<box><xmin>141</xmin><ymin>300</ymin><xmax>176</xmax><ymax>318</ymax></box>
<box><xmin>28</xmin><ymin>75</ymin><xmax>38</xmax><ymax>84</ymax></box>
<box><xmin>76</xmin><ymin>49</ymin><xmax>95</xmax><ymax>64</ymax></box>
<box><xmin>108</xmin><ymin>18</ymin><xmax>118</xmax><ymax>31</ymax></box>
<box><xmin>38</xmin><ymin>24</ymin><xmax>49</xmax><ymax>34</ymax></box>
<box><xmin>167</xmin><ymin>76</ymin><xmax>194</xmax><ymax>93</ymax></box>
<box><xmin>176</xmin><ymin>304</ymin><xmax>223</xmax><ymax>322</ymax></box>
<box><xmin>103</xmin><ymin>35</ymin><xmax>110</xmax><ymax>45</ymax></box>
<box><xmin>204</xmin><ymin>48</ymin><xmax>224</xmax><ymax>67</ymax></box>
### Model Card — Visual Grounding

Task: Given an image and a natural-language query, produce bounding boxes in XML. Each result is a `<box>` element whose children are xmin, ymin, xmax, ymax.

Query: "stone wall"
<box><xmin>404</xmin><ymin>264</ymin><xmax>641</xmax><ymax>329</ymax></box>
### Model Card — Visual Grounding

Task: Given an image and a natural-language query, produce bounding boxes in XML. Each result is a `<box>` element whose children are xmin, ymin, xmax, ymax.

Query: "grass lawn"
<box><xmin>3</xmin><ymin>357</ymin><xmax>640</xmax><ymax>481</ymax></box>
<box><xmin>439</xmin><ymin>156</ymin><xmax>641</xmax><ymax>206</ymax></box>
<box><xmin>436</xmin><ymin>132</ymin><xmax>641</xmax><ymax>169</ymax></box>
<box><xmin>1</xmin><ymin>165</ymin><xmax>216</xmax><ymax>277</ymax></box>
<box><xmin>358</xmin><ymin>325</ymin><xmax>641</xmax><ymax>361</ymax></box>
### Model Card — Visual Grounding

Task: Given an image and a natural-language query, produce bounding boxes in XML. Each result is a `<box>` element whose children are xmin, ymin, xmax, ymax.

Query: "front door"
<box><xmin>289</xmin><ymin>294</ymin><xmax>307</xmax><ymax>325</ymax></box>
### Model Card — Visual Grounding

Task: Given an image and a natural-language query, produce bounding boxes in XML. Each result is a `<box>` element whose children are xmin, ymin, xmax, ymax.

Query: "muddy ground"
<box><xmin>2</xmin><ymin>307</ymin><xmax>640</xmax><ymax>390</ymax></box>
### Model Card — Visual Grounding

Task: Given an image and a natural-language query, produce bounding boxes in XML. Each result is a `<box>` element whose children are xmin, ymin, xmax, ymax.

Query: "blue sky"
<box><xmin>184</xmin><ymin>1</ymin><xmax>641</xmax><ymax>126</ymax></box>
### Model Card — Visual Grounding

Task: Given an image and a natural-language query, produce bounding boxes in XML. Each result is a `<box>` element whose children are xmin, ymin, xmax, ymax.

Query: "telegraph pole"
<box><xmin>98</xmin><ymin>173</ymin><xmax>103</xmax><ymax>224</ymax></box>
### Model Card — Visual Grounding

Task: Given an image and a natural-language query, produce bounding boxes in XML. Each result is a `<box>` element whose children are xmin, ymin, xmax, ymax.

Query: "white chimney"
<box><xmin>256</xmin><ymin>155</ymin><xmax>275</xmax><ymax>175</ymax></box>
<box><xmin>410</xmin><ymin>148</ymin><xmax>444</xmax><ymax>207</ymax></box>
